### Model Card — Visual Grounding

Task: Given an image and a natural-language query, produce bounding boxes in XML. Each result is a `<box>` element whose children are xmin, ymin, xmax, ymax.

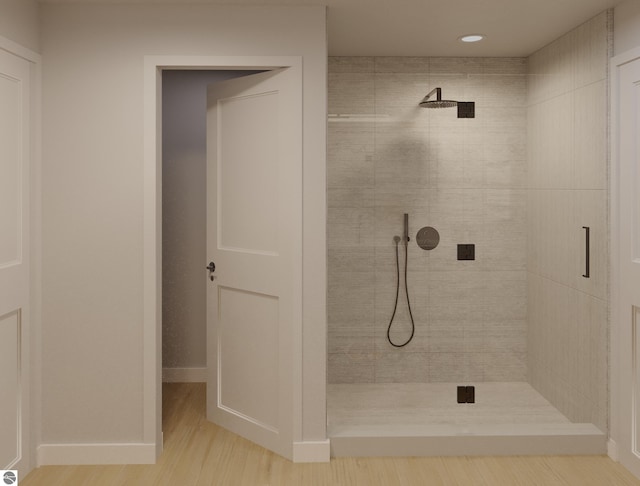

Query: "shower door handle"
<box><xmin>582</xmin><ymin>227</ymin><xmax>590</xmax><ymax>279</ymax></box>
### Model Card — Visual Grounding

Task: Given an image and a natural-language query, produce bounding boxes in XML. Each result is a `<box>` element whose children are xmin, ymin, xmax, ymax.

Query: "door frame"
<box><xmin>610</xmin><ymin>45</ymin><xmax>640</xmax><ymax>475</ymax></box>
<box><xmin>142</xmin><ymin>56</ymin><xmax>306</xmax><ymax>460</ymax></box>
<box><xmin>0</xmin><ymin>35</ymin><xmax>42</xmax><ymax>476</ymax></box>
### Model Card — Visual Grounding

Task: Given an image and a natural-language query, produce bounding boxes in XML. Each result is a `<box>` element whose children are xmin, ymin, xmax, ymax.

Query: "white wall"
<box><xmin>614</xmin><ymin>0</ymin><xmax>640</xmax><ymax>55</ymax></box>
<box><xmin>162</xmin><ymin>70</ymin><xmax>256</xmax><ymax>376</ymax></box>
<box><xmin>0</xmin><ymin>0</ymin><xmax>39</xmax><ymax>52</ymax></box>
<box><xmin>41</xmin><ymin>4</ymin><xmax>326</xmax><ymax>448</ymax></box>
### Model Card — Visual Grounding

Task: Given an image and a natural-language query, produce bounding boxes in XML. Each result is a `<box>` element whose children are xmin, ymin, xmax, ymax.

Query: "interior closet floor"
<box><xmin>328</xmin><ymin>382</ymin><xmax>572</xmax><ymax>430</ymax></box>
<box><xmin>21</xmin><ymin>383</ymin><xmax>639</xmax><ymax>486</ymax></box>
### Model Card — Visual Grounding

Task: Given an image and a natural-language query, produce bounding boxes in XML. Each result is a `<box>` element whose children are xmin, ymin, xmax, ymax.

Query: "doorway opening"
<box><xmin>161</xmin><ymin>70</ymin><xmax>257</xmax><ymax>386</ymax></box>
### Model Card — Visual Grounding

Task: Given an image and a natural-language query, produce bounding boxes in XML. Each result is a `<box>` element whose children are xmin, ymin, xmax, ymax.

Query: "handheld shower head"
<box><xmin>419</xmin><ymin>87</ymin><xmax>458</xmax><ymax>108</ymax></box>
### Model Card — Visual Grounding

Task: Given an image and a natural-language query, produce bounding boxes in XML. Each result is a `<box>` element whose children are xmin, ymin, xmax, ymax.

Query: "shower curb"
<box><xmin>329</xmin><ymin>424</ymin><xmax>606</xmax><ymax>457</ymax></box>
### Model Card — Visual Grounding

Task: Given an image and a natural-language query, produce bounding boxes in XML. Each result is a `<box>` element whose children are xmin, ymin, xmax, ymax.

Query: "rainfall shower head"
<box><xmin>419</xmin><ymin>87</ymin><xmax>458</xmax><ymax>108</ymax></box>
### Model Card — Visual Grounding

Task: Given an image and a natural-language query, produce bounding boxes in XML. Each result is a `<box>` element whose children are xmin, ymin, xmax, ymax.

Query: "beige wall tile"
<box><xmin>328</xmin><ymin>353</ymin><xmax>375</xmax><ymax>383</ymax></box>
<box><xmin>327</xmin><ymin>207</ymin><xmax>375</xmax><ymax>248</ymax></box>
<box><xmin>329</xmin><ymin>72</ymin><xmax>375</xmax><ymax>114</ymax></box>
<box><xmin>573</xmin><ymin>81</ymin><xmax>607</xmax><ymax>190</ymax></box>
<box><xmin>328</xmin><ymin>281</ymin><xmax>374</xmax><ymax>325</ymax></box>
<box><xmin>329</xmin><ymin>56</ymin><xmax>374</xmax><ymax>73</ymax></box>
<box><xmin>374</xmin><ymin>56</ymin><xmax>430</xmax><ymax>73</ymax></box>
<box><xmin>328</xmin><ymin>251</ymin><xmax>376</xmax><ymax>278</ymax></box>
<box><xmin>427</xmin><ymin>320</ymin><xmax>465</xmax><ymax>353</ymax></box>
<box><xmin>328</xmin><ymin>124</ymin><xmax>375</xmax><ymax>188</ymax></box>
<box><xmin>483</xmin><ymin>57</ymin><xmax>528</xmax><ymax>75</ymax></box>
<box><xmin>327</xmin><ymin>324</ymin><xmax>375</xmax><ymax>355</ymax></box>
<box><xmin>328</xmin><ymin>187</ymin><xmax>375</xmax><ymax>208</ymax></box>
<box><xmin>573</xmin><ymin>11</ymin><xmax>608</xmax><ymax>89</ymax></box>
<box><xmin>537</xmin><ymin>94</ymin><xmax>574</xmax><ymax>189</ymax></box>
<box><xmin>484</xmin><ymin>352</ymin><xmax>527</xmax><ymax>381</ymax></box>
<box><xmin>429</xmin><ymin>57</ymin><xmax>485</xmax><ymax>75</ymax></box>
<box><xmin>538</xmin><ymin>189</ymin><xmax>576</xmax><ymax>287</ymax></box>
<box><xmin>481</xmin><ymin>75</ymin><xmax>528</xmax><ymax>105</ymax></box>
<box><xmin>329</xmin><ymin>57</ymin><xmax>529</xmax><ymax>385</ymax></box>
<box><xmin>428</xmin><ymin>352</ymin><xmax>470</xmax><ymax>382</ymax></box>
<box><xmin>528</xmin><ymin>29</ymin><xmax>575</xmax><ymax>103</ymax></box>
<box><xmin>375</xmin><ymin>73</ymin><xmax>430</xmax><ymax>119</ymax></box>
<box><xmin>375</xmin><ymin>352</ymin><xmax>430</xmax><ymax>382</ymax></box>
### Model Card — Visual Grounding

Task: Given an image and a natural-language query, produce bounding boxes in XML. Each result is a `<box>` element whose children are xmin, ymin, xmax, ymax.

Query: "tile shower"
<box><xmin>327</xmin><ymin>11</ymin><xmax>610</xmax><ymax>453</ymax></box>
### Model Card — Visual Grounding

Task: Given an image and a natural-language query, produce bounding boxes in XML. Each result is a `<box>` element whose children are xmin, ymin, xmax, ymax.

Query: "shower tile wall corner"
<box><xmin>328</xmin><ymin>56</ymin><xmax>528</xmax><ymax>384</ymax></box>
<box><xmin>526</xmin><ymin>10</ymin><xmax>611</xmax><ymax>433</ymax></box>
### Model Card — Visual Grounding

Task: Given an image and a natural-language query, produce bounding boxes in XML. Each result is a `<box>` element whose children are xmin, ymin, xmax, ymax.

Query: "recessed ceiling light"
<box><xmin>459</xmin><ymin>34</ymin><xmax>485</xmax><ymax>43</ymax></box>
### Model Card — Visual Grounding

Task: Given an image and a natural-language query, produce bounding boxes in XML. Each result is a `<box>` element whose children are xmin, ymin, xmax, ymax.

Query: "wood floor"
<box><xmin>22</xmin><ymin>383</ymin><xmax>640</xmax><ymax>486</ymax></box>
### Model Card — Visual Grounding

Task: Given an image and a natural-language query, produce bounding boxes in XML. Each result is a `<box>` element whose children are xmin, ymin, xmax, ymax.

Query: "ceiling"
<box><xmin>38</xmin><ymin>0</ymin><xmax>621</xmax><ymax>57</ymax></box>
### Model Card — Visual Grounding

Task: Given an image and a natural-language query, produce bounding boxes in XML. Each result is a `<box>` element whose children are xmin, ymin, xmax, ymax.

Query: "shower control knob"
<box><xmin>417</xmin><ymin>227</ymin><xmax>440</xmax><ymax>250</ymax></box>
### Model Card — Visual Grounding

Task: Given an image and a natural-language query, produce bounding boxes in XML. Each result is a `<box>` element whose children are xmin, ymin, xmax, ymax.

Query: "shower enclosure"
<box><xmin>327</xmin><ymin>11</ymin><xmax>610</xmax><ymax>456</ymax></box>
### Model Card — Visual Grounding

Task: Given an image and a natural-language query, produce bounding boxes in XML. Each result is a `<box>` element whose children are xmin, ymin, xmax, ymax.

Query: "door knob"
<box><xmin>206</xmin><ymin>261</ymin><xmax>216</xmax><ymax>280</ymax></box>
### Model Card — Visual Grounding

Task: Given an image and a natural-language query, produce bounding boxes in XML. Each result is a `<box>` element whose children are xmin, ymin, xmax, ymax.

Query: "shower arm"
<box><xmin>422</xmin><ymin>87</ymin><xmax>441</xmax><ymax>103</ymax></box>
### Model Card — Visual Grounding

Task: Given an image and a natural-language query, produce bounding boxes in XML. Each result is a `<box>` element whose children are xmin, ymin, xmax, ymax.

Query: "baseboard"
<box><xmin>292</xmin><ymin>440</ymin><xmax>331</xmax><ymax>463</ymax></box>
<box><xmin>608</xmin><ymin>438</ymin><xmax>619</xmax><ymax>461</ymax></box>
<box><xmin>162</xmin><ymin>367</ymin><xmax>206</xmax><ymax>383</ymax></box>
<box><xmin>38</xmin><ymin>443</ymin><xmax>158</xmax><ymax>465</ymax></box>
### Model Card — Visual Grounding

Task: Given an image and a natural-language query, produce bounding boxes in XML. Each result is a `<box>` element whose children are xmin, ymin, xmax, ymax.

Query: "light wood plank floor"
<box><xmin>22</xmin><ymin>383</ymin><xmax>640</xmax><ymax>486</ymax></box>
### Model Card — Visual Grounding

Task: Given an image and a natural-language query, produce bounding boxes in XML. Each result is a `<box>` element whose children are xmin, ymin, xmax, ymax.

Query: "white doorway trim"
<box><xmin>143</xmin><ymin>55</ymin><xmax>306</xmax><ymax>460</ymax></box>
<box><xmin>610</xmin><ymin>44</ymin><xmax>640</xmax><ymax>477</ymax></box>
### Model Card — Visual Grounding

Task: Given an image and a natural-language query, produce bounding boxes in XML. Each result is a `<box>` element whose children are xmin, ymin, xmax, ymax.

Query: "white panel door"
<box><xmin>206</xmin><ymin>68</ymin><xmax>301</xmax><ymax>459</ymax></box>
<box><xmin>0</xmin><ymin>48</ymin><xmax>31</xmax><ymax>475</ymax></box>
<box><xmin>616</xmin><ymin>54</ymin><xmax>640</xmax><ymax>478</ymax></box>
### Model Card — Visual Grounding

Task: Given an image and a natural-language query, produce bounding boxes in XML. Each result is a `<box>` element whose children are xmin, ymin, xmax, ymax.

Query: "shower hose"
<box><xmin>387</xmin><ymin>236</ymin><xmax>415</xmax><ymax>347</ymax></box>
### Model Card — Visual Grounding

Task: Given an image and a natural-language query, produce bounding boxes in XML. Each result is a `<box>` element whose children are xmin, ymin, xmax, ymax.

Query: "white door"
<box><xmin>205</xmin><ymin>68</ymin><xmax>301</xmax><ymax>459</ymax></box>
<box><xmin>614</xmin><ymin>52</ymin><xmax>640</xmax><ymax>478</ymax></box>
<box><xmin>0</xmin><ymin>48</ymin><xmax>31</xmax><ymax>475</ymax></box>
